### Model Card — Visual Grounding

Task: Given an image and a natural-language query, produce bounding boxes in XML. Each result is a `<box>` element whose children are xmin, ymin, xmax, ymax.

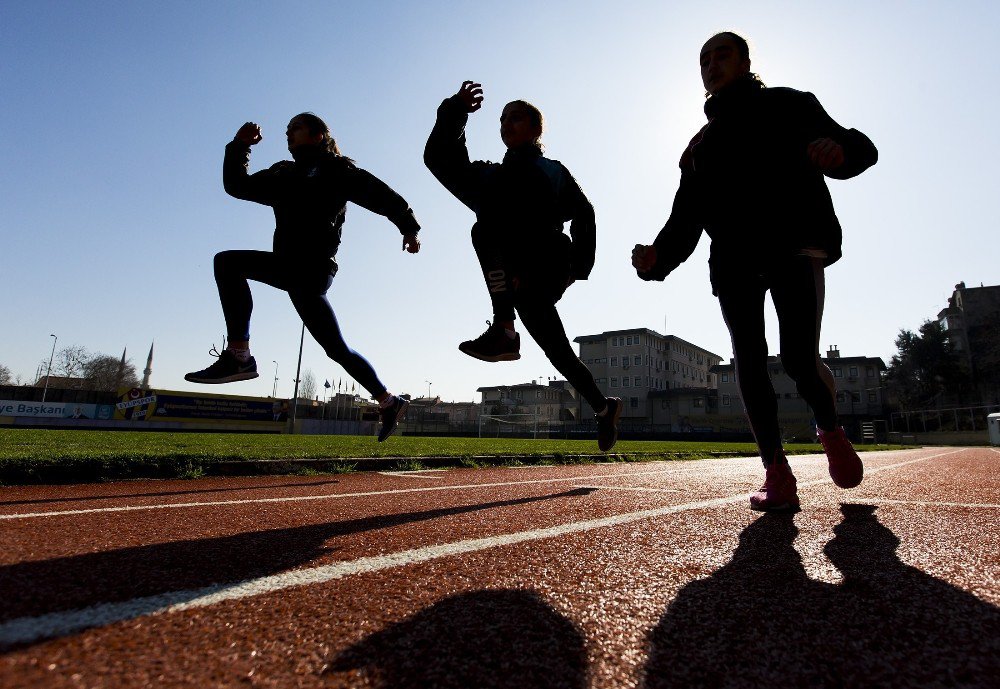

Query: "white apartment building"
<box><xmin>574</xmin><ymin>328</ymin><xmax>723</xmax><ymax>423</ymax></box>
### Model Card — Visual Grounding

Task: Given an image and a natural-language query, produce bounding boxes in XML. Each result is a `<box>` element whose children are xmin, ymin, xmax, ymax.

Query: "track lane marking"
<box><xmin>859</xmin><ymin>498</ymin><xmax>1000</xmax><ymax>509</ymax></box>
<box><xmin>0</xmin><ymin>448</ymin><xmax>965</xmax><ymax>646</ymax></box>
<box><xmin>0</xmin><ymin>449</ymin><xmax>948</xmax><ymax>520</ymax></box>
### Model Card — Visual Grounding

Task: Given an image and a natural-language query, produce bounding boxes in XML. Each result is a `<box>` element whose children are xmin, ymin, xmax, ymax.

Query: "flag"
<box><xmin>324</xmin><ymin>379</ymin><xmax>331</xmax><ymax>389</ymax></box>
<box><xmin>351</xmin><ymin>382</ymin><xmax>355</xmax><ymax>393</ymax></box>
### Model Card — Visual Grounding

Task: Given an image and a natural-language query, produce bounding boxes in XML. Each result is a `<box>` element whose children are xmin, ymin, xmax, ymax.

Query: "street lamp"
<box><xmin>272</xmin><ymin>360</ymin><xmax>279</xmax><ymax>397</ymax></box>
<box><xmin>41</xmin><ymin>334</ymin><xmax>57</xmax><ymax>403</ymax></box>
<box><xmin>425</xmin><ymin>380</ymin><xmax>432</xmax><ymax>399</ymax></box>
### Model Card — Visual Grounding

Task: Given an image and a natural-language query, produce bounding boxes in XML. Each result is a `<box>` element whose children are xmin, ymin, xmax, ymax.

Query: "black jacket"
<box><xmin>640</xmin><ymin>78</ymin><xmax>877</xmax><ymax>289</ymax></box>
<box><xmin>223</xmin><ymin>141</ymin><xmax>420</xmax><ymax>273</ymax></box>
<box><xmin>424</xmin><ymin>96</ymin><xmax>596</xmax><ymax>280</ymax></box>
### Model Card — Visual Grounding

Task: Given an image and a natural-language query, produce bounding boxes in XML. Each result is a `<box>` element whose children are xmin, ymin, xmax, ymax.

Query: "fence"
<box><xmin>889</xmin><ymin>405</ymin><xmax>1000</xmax><ymax>433</ymax></box>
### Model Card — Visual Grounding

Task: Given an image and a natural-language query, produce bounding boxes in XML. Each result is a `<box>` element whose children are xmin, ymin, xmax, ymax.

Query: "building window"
<box><xmin>634</xmin><ymin>376</ymin><xmax>641</xmax><ymax>386</ymax></box>
<box><xmin>851</xmin><ymin>391</ymin><xmax>862</xmax><ymax>403</ymax></box>
<box><xmin>693</xmin><ymin>398</ymin><xmax>704</xmax><ymax>408</ymax></box>
<box><xmin>623</xmin><ymin>377</ymin><xmax>631</xmax><ymax>387</ymax></box>
<box><xmin>722</xmin><ymin>373</ymin><xmax>729</xmax><ymax>383</ymax></box>
<box><xmin>661</xmin><ymin>400</ymin><xmax>669</xmax><ymax>409</ymax></box>
<box><xmin>832</xmin><ymin>367</ymin><xmax>843</xmax><ymax>378</ymax></box>
<box><xmin>868</xmin><ymin>391</ymin><xmax>877</xmax><ymax>402</ymax></box>
<box><xmin>866</xmin><ymin>366</ymin><xmax>875</xmax><ymax>377</ymax></box>
<box><xmin>722</xmin><ymin>394</ymin><xmax>731</xmax><ymax>406</ymax></box>
<box><xmin>836</xmin><ymin>391</ymin><xmax>846</xmax><ymax>403</ymax></box>
<box><xmin>849</xmin><ymin>366</ymin><xmax>858</xmax><ymax>378</ymax></box>
<box><xmin>630</xmin><ymin>397</ymin><xmax>639</xmax><ymax>408</ymax></box>
<box><xmin>634</xmin><ymin>355</ymin><xmax>641</xmax><ymax>365</ymax></box>
<box><xmin>612</xmin><ymin>336</ymin><xmax>618</xmax><ymax>346</ymax></box>
<box><xmin>611</xmin><ymin>357</ymin><xmax>618</xmax><ymax>367</ymax></box>
<box><xmin>626</xmin><ymin>336</ymin><xmax>633</xmax><ymax>345</ymax></box>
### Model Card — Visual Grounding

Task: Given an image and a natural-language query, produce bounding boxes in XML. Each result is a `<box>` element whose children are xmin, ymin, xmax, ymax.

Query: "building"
<box><xmin>712</xmin><ymin>346</ymin><xmax>887</xmax><ymax>439</ymax></box>
<box><xmin>574</xmin><ymin>328</ymin><xmax>723</xmax><ymax>425</ymax></box>
<box><xmin>938</xmin><ymin>281</ymin><xmax>1000</xmax><ymax>403</ymax></box>
<box><xmin>477</xmin><ymin>380</ymin><xmax>580</xmax><ymax>428</ymax></box>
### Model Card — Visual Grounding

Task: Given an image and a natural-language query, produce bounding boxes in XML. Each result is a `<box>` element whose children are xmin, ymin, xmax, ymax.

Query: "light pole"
<box><xmin>425</xmin><ymin>380</ymin><xmax>432</xmax><ymax>399</ymax></box>
<box><xmin>41</xmin><ymin>334</ymin><xmax>57</xmax><ymax>403</ymax></box>
<box><xmin>272</xmin><ymin>360</ymin><xmax>279</xmax><ymax>397</ymax></box>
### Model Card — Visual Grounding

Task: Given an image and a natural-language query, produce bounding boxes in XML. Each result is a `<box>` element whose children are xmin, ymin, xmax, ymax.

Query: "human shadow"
<box><xmin>0</xmin><ymin>488</ymin><xmax>594</xmax><ymax>625</ymax></box>
<box><xmin>641</xmin><ymin>505</ymin><xmax>1000</xmax><ymax>687</ymax></box>
<box><xmin>327</xmin><ymin>588</ymin><xmax>587</xmax><ymax>688</ymax></box>
<box><xmin>0</xmin><ymin>478</ymin><xmax>342</xmax><ymax>507</ymax></box>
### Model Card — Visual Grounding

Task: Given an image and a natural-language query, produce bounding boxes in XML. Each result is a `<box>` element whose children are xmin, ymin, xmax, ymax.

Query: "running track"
<box><xmin>1</xmin><ymin>447</ymin><xmax>998</xmax><ymax>688</ymax></box>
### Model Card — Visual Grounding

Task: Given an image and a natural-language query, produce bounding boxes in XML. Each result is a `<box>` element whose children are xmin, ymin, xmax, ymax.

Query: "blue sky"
<box><xmin>2</xmin><ymin>1</ymin><xmax>998</xmax><ymax>403</ymax></box>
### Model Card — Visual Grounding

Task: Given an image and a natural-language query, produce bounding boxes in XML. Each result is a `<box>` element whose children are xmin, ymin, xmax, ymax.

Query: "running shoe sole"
<box><xmin>378</xmin><ymin>398</ymin><xmax>410</xmax><ymax>442</ymax></box>
<box><xmin>457</xmin><ymin>345</ymin><xmax>521</xmax><ymax>362</ymax></box>
<box><xmin>184</xmin><ymin>371</ymin><xmax>259</xmax><ymax>384</ymax></box>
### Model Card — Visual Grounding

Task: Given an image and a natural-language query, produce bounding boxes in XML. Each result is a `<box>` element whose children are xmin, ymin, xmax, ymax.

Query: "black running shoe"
<box><xmin>596</xmin><ymin>397</ymin><xmax>623</xmax><ymax>452</ymax></box>
<box><xmin>184</xmin><ymin>347</ymin><xmax>259</xmax><ymax>384</ymax></box>
<box><xmin>458</xmin><ymin>321</ymin><xmax>520</xmax><ymax>362</ymax></box>
<box><xmin>377</xmin><ymin>396</ymin><xmax>409</xmax><ymax>442</ymax></box>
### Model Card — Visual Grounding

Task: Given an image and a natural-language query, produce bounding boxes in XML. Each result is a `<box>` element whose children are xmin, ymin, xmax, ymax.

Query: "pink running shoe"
<box><xmin>750</xmin><ymin>456</ymin><xmax>800</xmax><ymax>512</ymax></box>
<box><xmin>818</xmin><ymin>426</ymin><xmax>864</xmax><ymax>489</ymax></box>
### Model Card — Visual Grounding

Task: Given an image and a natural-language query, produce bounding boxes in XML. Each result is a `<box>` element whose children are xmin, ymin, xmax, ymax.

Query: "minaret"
<box><xmin>141</xmin><ymin>342</ymin><xmax>154</xmax><ymax>389</ymax></box>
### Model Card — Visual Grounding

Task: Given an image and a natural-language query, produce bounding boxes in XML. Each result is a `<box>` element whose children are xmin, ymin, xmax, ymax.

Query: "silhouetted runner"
<box><xmin>425</xmin><ymin>81</ymin><xmax>622</xmax><ymax>451</ymax></box>
<box><xmin>632</xmin><ymin>33</ymin><xmax>878</xmax><ymax>509</ymax></box>
<box><xmin>185</xmin><ymin>113</ymin><xmax>419</xmax><ymax>441</ymax></box>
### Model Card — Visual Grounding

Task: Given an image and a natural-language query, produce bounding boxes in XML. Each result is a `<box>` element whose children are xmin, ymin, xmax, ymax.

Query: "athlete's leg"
<box><xmin>214</xmin><ymin>250</ymin><xmax>287</xmax><ymax>342</ymax></box>
<box><xmin>717</xmin><ymin>278</ymin><xmax>783</xmax><ymax>465</ymax></box>
<box><xmin>770</xmin><ymin>257</ymin><xmax>838</xmax><ymax>431</ymax></box>
<box><xmin>288</xmin><ymin>287</ymin><xmax>388</xmax><ymax>399</ymax></box>
<box><xmin>470</xmin><ymin>222</ymin><xmax>516</xmax><ymax>323</ymax></box>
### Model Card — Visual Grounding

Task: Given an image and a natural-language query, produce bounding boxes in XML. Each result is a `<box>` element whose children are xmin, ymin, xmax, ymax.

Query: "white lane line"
<box><xmin>0</xmin><ymin>448</ymin><xmax>952</xmax><ymax>521</ymax></box>
<box><xmin>573</xmin><ymin>485</ymin><xmax>683</xmax><ymax>494</ymax></box>
<box><xmin>0</xmin><ymin>463</ymin><xmax>735</xmax><ymax>520</ymax></box>
<box><xmin>860</xmin><ymin>498</ymin><xmax>1000</xmax><ymax>509</ymax></box>
<box><xmin>0</xmin><ymin>448</ymin><xmax>965</xmax><ymax>646</ymax></box>
<box><xmin>377</xmin><ymin>470</ymin><xmax>446</xmax><ymax>480</ymax></box>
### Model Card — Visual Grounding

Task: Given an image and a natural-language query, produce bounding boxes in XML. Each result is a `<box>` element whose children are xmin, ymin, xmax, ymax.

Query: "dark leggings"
<box><xmin>471</xmin><ymin>224</ymin><xmax>607</xmax><ymax>413</ymax></box>
<box><xmin>716</xmin><ymin>256</ymin><xmax>838</xmax><ymax>465</ymax></box>
<box><xmin>214</xmin><ymin>250</ymin><xmax>387</xmax><ymax>398</ymax></box>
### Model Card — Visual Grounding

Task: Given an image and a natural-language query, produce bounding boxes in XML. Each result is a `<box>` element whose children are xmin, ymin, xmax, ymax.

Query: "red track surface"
<box><xmin>1</xmin><ymin>447</ymin><xmax>998</xmax><ymax>688</ymax></box>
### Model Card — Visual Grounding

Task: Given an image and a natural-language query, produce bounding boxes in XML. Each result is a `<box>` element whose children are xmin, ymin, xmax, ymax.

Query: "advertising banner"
<box><xmin>0</xmin><ymin>401</ymin><xmax>114</xmax><ymax>420</ymax></box>
<box><xmin>114</xmin><ymin>388</ymin><xmax>283</xmax><ymax>423</ymax></box>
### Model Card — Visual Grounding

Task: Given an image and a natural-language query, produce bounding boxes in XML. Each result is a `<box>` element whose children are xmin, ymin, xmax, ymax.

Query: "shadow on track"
<box><xmin>0</xmin><ymin>488</ymin><xmax>595</xmax><ymax>627</ymax></box>
<box><xmin>0</xmin><ymin>478</ymin><xmax>342</xmax><ymax>507</ymax></box>
<box><xmin>641</xmin><ymin>504</ymin><xmax>1000</xmax><ymax>688</ymax></box>
<box><xmin>327</xmin><ymin>589</ymin><xmax>586</xmax><ymax>688</ymax></box>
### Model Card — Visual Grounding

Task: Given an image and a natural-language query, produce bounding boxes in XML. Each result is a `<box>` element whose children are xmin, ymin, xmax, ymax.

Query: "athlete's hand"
<box><xmin>807</xmin><ymin>137</ymin><xmax>844</xmax><ymax>172</ymax></box>
<box><xmin>402</xmin><ymin>234</ymin><xmax>420</xmax><ymax>254</ymax></box>
<box><xmin>235</xmin><ymin>122</ymin><xmax>262</xmax><ymax>146</ymax></box>
<box><xmin>455</xmin><ymin>81</ymin><xmax>484</xmax><ymax>113</ymax></box>
<box><xmin>632</xmin><ymin>244</ymin><xmax>657</xmax><ymax>272</ymax></box>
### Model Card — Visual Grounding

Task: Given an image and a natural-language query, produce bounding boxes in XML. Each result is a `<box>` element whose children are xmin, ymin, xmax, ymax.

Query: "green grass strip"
<box><xmin>0</xmin><ymin>429</ymin><xmax>901</xmax><ymax>484</ymax></box>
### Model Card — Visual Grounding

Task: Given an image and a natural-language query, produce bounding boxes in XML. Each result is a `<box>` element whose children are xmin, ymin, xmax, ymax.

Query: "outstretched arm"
<box><xmin>633</xmin><ymin>173</ymin><xmax>703</xmax><ymax>281</ymax></box>
<box><xmin>222</xmin><ymin>122</ymin><xmax>279</xmax><ymax>205</ymax></box>
<box><xmin>800</xmin><ymin>92</ymin><xmax>878</xmax><ymax>179</ymax></box>
<box><xmin>424</xmin><ymin>81</ymin><xmax>490</xmax><ymax>212</ymax></box>
<box><xmin>343</xmin><ymin>164</ymin><xmax>421</xmax><ymax>240</ymax></box>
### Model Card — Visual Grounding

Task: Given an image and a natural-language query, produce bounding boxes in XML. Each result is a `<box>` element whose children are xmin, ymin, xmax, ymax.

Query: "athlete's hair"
<box><xmin>504</xmin><ymin>100</ymin><xmax>545</xmax><ymax>148</ymax></box>
<box><xmin>705</xmin><ymin>31</ymin><xmax>767</xmax><ymax>96</ymax></box>
<box><xmin>292</xmin><ymin>112</ymin><xmax>344</xmax><ymax>156</ymax></box>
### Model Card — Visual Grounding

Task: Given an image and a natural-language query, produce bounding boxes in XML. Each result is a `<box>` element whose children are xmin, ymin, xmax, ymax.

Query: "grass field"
<box><xmin>0</xmin><ymin>429</ymin><xmax>895</xmax><ymax>484</ymax></box>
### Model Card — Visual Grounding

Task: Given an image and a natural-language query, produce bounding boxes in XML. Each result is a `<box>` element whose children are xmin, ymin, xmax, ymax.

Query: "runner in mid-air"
<box><xmin>185</xmin><ymin>113</ymin><xmax>420</xmax><ymax>441</ymax></box>
<box><xmin>425</xmin><ymin>81</ymin><xmax>622</xmax><ymax>451</ymax></box>
<box><xmin>632</xmin><ymin>32</ymin><xmax>878</xmax><ymax>509</ymax></box>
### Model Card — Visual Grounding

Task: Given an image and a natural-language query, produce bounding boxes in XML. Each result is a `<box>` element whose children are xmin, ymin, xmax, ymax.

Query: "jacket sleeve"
<box><xmin>222</xmin><ymin>139</ymin><xmax>279</xmax><ymax>205</ymax></box>
<box><xmin>423</xmin><ymin>95</ymin><xmax>490</xmax><ymax>212</ymax></box>
<box><xmin>560</xmin><ymin>167</ymin><xmax>596</xmax><ymax>280</ymax></box>
<box><xmin>638</xmin><ymin>172</ymin><xmax>704</xmax><ymax>281</ymax></box>
<box><xmin>800</xmin><ymin>91</ymin><xmax>878</xmax><ymax>180</ymax></box>
<box><xmin>342</xmin><ymin>163</ymin><xmax>421</xmax><ymax>235</ymax></box>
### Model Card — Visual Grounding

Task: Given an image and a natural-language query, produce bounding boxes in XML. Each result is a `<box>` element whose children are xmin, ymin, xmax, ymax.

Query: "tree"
<box><xmin>300</xmin><ymin>369</ymin><xmax>317</xmax><ymax>400</ymax></box>
<box><xmin>0</xmin><ymin>363</ymin><xmax>12</xmax><ymax>386</ymax></box>
<box><xmin>886</xmin><ymin>320</ymin><xmax>971</xmax><ymax>409</ymax></box>
<box><xmin>82</xmin><ymin>354</ymin><xmax>140</xmax><ymax>391</ymax></box>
